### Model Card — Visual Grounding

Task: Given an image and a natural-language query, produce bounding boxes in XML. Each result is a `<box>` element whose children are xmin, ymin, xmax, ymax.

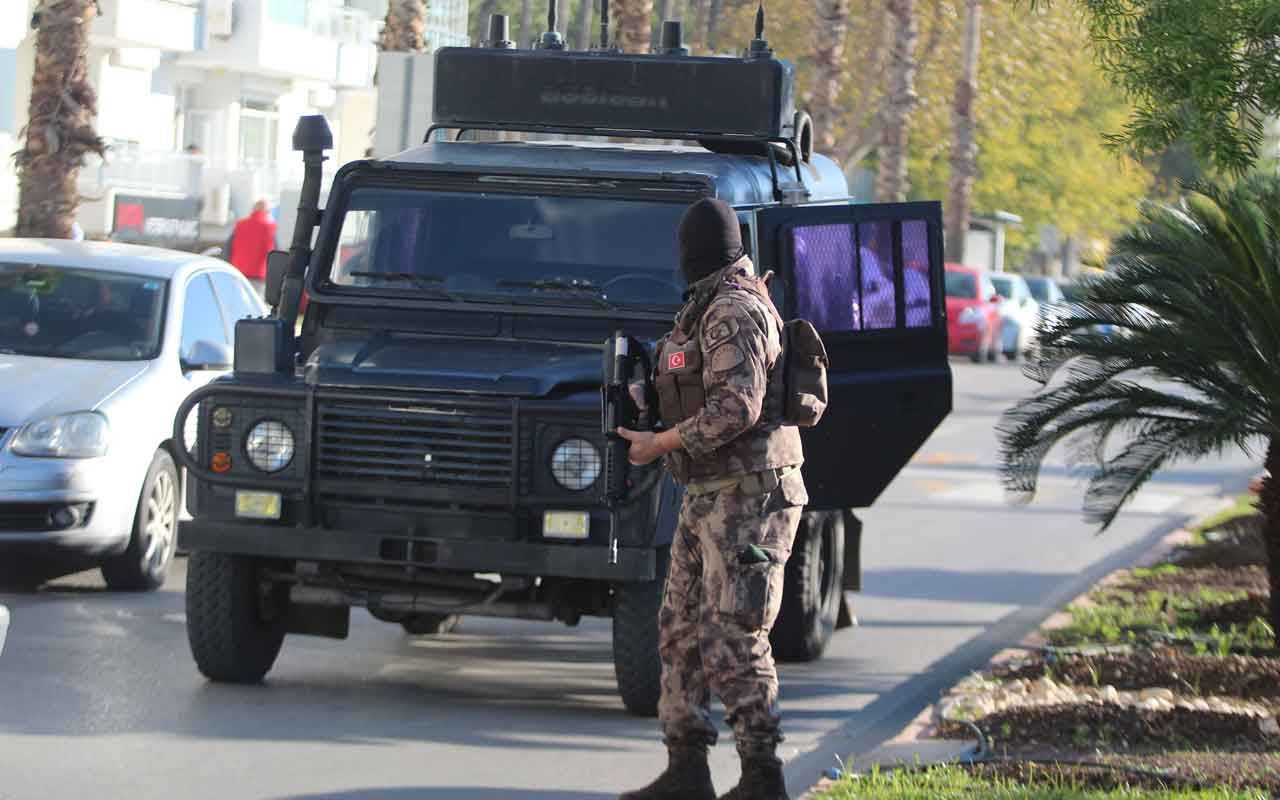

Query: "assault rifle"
<box><xmin>601</xmin><ymin>332</ymin><xmax>653</xmax><ymax>565</ymax></box>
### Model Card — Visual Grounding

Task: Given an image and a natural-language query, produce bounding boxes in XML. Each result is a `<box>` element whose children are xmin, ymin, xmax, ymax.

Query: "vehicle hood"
<box><xmin>0</xmin><ymin>355</ymin><xmax>149</xmax><ymax>427</ymax></box>
<box><xmin>306</xmin><ymin>336</ymin><xmax>604</xmax><ymax>397</ymax></box>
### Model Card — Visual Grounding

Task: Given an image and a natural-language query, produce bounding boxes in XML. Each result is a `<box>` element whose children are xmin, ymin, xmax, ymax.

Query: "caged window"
<box><xmin>790</xmin><ymin>218</ymin><xmax>934</xmax><ymax>334</ymax></box>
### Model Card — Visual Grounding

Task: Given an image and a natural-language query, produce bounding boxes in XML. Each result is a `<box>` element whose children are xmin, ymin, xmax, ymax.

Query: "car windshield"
<box><xmin>989</xmin><ymin>275</ymin><xmax>1013</xmax><ymax>298</ymax></box>
<box><xmin>944</xmin><ymin>271</ymin><xmax>976</xmax><ymax>299</ymax></box>
<box><xmin>327</xmin><ymin>186</ymin><xmax>690</xmax><ymax>309</ymax></box>
<box><xmin>1025</xmin><ymin>277</ymin><xmax>1052</xmax><ymax>302</ymax></box>
<box><xmin>0</xmin><ymin>263</ymin><xmax>167</xmax><ymax>361</ymax></box>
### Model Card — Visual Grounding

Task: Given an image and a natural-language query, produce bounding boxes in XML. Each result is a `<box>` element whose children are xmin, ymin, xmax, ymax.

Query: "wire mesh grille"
<box><xmin>246</xmin><ymin>420</ymin><xmax>295</xmax><ymax>472</ymax></box>
<box><xmin>551</xmin><ymin>438</ymin><xmax>601</xmax><ymax>491</ymax></box>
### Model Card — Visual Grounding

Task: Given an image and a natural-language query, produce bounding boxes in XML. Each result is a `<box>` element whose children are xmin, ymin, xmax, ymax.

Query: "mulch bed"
<box><xmin>994</xmin><ymin>649</ymin><xmax>1280</xmax><ymax>700</ymax></box>
<box><xmin>1112</xmin><ymin>565</ymin><xmax>1270</xmax><ymax>599</ymax></box>
<box><xmin>1174</xmin><ymin>516</ymin><xmax>1268</xmax><ymax>569</ymax></box>
<box><xmin>960</xmin><ymin>752</ymin><xmax>1280</xmax><ymax>793</ymax></box>
<box><xmin>937</xmin><ymin>703</ymin><xmax>1273</xmax><ymax>751</ymax></box>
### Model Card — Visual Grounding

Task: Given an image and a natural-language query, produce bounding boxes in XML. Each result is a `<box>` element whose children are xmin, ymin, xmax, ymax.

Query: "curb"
<box><xmin>795</xmin><ymin>494</ymin><xmax>1239</xmax><ymax>799</ymax></box>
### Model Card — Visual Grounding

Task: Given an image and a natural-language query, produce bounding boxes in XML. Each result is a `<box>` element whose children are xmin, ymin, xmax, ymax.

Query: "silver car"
<box><xmin>0</xmin><ymin>240</ymin><xmax>265</xmax><ymax>590</ymax></box>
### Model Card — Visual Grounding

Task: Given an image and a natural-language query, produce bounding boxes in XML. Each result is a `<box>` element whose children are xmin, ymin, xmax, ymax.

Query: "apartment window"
<box><xmin>239</xmin><ymin>103</ymin><xmax>279</xmax><ymax>167</ymax></box>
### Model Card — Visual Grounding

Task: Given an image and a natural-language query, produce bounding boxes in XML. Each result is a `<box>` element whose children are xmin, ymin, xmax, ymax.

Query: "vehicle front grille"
<box><xmin>315</xmin><ymin>394</ymin><xmax>516</xmax><ymax>494</ymax></box>
<box><xmin>0</xmin><ymin>502</ymin><xmax>94</xmax><ymax>532</ymax></box>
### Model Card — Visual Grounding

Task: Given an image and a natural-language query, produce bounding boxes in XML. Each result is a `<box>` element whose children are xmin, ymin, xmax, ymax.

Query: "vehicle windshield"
<box><xmin>989</xmin><ymin>275</ymin><xmax>1013</xmax><ymax>298</ymax></box>
<box><xmin>0</xmin><ymin>263</ymin><xmax>167</xmax><ymax>361</ymax></box>
<box><xmin>944</xmin><ymin>271</ymin><xmax>976</xmax><ymax>299</ymax></box>
<box><xmin>1025</xmin><ymin>276</ymin><xmax>1053</xmax><ymax>303</ymax></box>
<box><xmin>328</xmin><ymin>186</ymin><xmax>691</xmax><ymax>309</ymax></box>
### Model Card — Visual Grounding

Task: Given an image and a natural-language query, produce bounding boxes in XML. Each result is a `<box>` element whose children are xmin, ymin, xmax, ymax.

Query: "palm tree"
<box><xmin>810</xmin><ymin>0</ymin><xmax>851</xmax><ymax>153</ymax></box>
<box><xmin>380</xmin><ymin>0</ymin><xmax>428</xmax><ymax>52</ymax></box>
<box><xmin>613</xmin><ymin>0</ymin><xmax>654</xmax><ymax>54</ymax></box>
<box><xmin>875</xmin><ymin>0</ymin><xmax>918</xmax><ymax>202</ymax></box>
<box><xmin>15</xmin><ymin>0</ymin><xmax>105</xmax><ymax>239</ymax></box>
<box><xmin>999</xmin><ymin>175</ymin><xmax>1280</xmax><ymax>640</ymax></box>
<box><xmin>945</xmin><ymin>0</ymin><xmax>982</xmax><ymax>262</ymax></box>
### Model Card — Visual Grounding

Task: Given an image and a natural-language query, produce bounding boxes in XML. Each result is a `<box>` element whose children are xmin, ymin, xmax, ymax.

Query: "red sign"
<box><xmin>669</xmin><ymin>351</ymin><xmax>686</xmax><ymax>370</ymax></box>
<box><xmin>115</xmin><ymin>202</ymin><xmax>145</xmax><ymax>231</ymax></box>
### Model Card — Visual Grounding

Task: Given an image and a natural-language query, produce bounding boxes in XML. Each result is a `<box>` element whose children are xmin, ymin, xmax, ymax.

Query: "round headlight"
<box><xmin>551</xmin><ymin>438</ymin><xmax>601</xmax><ymax>491</ymax></box>
<box><xmin>245</xmin><ymin>420</ymin><xmax>295</xmax><ymax>473</ymax></box>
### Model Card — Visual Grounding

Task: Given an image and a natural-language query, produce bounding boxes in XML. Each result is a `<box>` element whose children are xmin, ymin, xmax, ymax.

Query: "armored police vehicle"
<box><xmin>174</xmin><ymin>5</ymin><xmax>952</xmax><ymax>715</ymax></box>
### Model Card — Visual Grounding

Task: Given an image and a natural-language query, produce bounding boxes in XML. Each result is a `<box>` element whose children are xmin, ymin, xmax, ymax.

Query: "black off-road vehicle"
<box><xmin>174</xmin><ymin>10</ymin><xmax>952</xmax><ymax>715</ymax></box>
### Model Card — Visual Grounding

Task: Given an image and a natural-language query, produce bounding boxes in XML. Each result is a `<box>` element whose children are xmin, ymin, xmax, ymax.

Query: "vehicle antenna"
<box><xmin>538</xmin><ymin>0</ymin><xmax>565</xmax><ymax>49</ymax></box>
<box><xmin>599</xmin><ymin>0</ymin><xmax>610</xmax><ymax>50</ymax></box>
<box><xmin>746</xmin><ymin>1</ymin><xmax>772</xmax><ymax>59</ymax></box>
<box><xmin>485</xmin><ymin>13</ymin><xmax>515</xmax><ymax>49</ymax></box>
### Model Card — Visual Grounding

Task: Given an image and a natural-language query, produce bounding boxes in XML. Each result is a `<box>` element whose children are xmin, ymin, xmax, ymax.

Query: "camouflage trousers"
<box><xmin>658</xmin><ymin>478</ymin><xmax>803</xmax><ymax>751</ymax></box>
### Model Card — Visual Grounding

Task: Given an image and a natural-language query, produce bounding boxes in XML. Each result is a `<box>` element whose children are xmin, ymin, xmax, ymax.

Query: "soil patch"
<box><xmin>1175</xmin><ymin>516</ymin><xmax>1267</xmax><ymax>569</ymax></box>
<box><xmin>964</xmin><ymin>752</ymin><xmax>1280</xmax><ymax>793</ymax></box>
<box><xmin>995</xmin><ymin>650</ymin><xmax>1280</xmax><ymax>700</ymax></box>
<box><xmin>937</xmin><ymin>704</ymin><xmax>1274</xmax><ymax>751</ymax></box>
<box><xmin>1115</xmin><ymin>566</ymin><xmax>1269</xmax><ymax>598</ymax></box>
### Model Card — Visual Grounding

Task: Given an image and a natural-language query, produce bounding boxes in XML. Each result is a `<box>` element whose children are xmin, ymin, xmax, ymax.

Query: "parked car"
<box><xmin>945</xmin><ymin>262</ymin><xmax>1002</xmax><ymax>362</ymax></box>
<box><xmin>1024</xmin><ymin>275</ymin><xmax>1065</xmax><ymax>307</ymax></box>
<box><xmin>989</xmin><ymin>273</ymin><xmax>1040</xmax><ymax>361</ymax></box>
<box><xmin>0</xmin><ymin>240</ymin><xmax>265</xmax><ymax>590</ymax></box>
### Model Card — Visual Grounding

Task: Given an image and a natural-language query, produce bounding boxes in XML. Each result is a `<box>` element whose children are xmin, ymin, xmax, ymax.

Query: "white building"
<box><xmin>0</xmin><ymin>0</ymin><xmax>469</xmax><ymax>242</ymax></box>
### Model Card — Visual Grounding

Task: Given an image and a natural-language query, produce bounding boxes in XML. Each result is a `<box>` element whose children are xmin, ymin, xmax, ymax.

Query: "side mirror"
<box><xmin>991</xmin><ymin>294</ymin><xmax>1004</xmax><ymax>304</ymax></box>
<box><xmin>182</xmin><ymin>339</ymin><xmax>233</xmax><ymax>372</ymax></box>
<box><xmin>265</xmin><ymin>250</ymin><xmax>289</xmax><ymax>308</ymax></box>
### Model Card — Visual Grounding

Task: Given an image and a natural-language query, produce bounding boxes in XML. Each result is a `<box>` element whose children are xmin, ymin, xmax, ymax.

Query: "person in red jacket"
<box><xmin>227</xmin><ymin>200</ymin><xmax>278</xmax><ymax>295</ymax></box>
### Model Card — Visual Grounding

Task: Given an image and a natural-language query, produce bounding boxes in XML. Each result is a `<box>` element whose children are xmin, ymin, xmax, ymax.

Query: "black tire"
<box><xmin>612</xmin><ymin>547</ymin><xmax>669</xmax><ymax>717</ymax></box>
<box><xmin>401</xmin><ymin>613</ymin><xmax>461</xmax><ymax>635</ymax></box>
<box><xmin>185</xmin><ymin>551</ymin><xmax>286</xmax><ymax>683</ymax></box>
<box><xmin>771</xmin><ymin>512</ymin><xmax>844</xmax><ymax>663</ymax></box>
<box><xmin>102</xmin><ymin>449</ymin><xmax>179</xmax><ymax>591</ymax></box>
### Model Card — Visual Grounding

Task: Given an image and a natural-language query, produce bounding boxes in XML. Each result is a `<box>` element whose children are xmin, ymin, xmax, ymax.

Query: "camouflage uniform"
<box><xmin>655</xmin><ymin>260</ymin><xmax>807</xmax><ymax>752</ymax></box>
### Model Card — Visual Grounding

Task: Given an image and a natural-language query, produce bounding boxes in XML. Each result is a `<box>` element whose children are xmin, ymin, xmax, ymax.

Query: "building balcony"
<box><xmin>92</xmin><ymin>0</ymin><xmax>199</xmax><ymax>52</ymax></box>
<box><xmin>182</xmin><ymin>0</ymin><xmax>375</xmax><ymax>87</ymax></box>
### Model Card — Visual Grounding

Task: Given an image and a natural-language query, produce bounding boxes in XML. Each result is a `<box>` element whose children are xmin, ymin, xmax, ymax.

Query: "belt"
<box><xmin>684</xmin><ymin>465</ymin><xmax>799</xmax><ymax>498</ymax></box>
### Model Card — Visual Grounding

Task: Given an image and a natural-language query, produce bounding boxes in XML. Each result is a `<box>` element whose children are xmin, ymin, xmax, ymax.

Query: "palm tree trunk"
<box><xmin>15</xmin><ymin>0</ymin><xmax>105</xmax><ymax>239</ymax></box>
<box><xmin>520</xmin><ymin>0</ymin><xmax>535</xmax><ymax>47</ymax></box>
<box><xmin>945</xmin><ymin>0</ymin><xmax>982</xmax><ymax>262</ymax></box>
<box><xmin>810</xmin><ymin>0</ymin><xmax>850</xmax><ymax>153</ymax></box>
<box><xmin>1262</xmin><ymin>438</ymin><xmax>1280</xmax><ymax>642</ymax></box>
<box><xmin>613</xmin><ymin>0</ymin><xmax>654</xmax><ymax>54</ymax></box>
<box><xmin>380</xmin><ymin>0</ymin><xmax>429</xmax><ymax>52</ymax></box>
<box><xmin>704</xmin><ymin>0</ymin><xmax>723</xmax><ymax>52</ymax></box>
<box><xmin>576</xmin><ymin>0</ymin><xmax>595</xmax><ymax>48</ymax></box>
<box><xmin>875</xmin><ymin>0</ymin><xmax>918</xmax><ymax>203</ymax></box>
<box><xmin>688</xmin><ymin>0</ymin><xmax>710</xmax><ymax>50</ymax></box>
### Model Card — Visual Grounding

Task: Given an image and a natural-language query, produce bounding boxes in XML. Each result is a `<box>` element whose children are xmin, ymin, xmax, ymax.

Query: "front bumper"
<box><xmin>0</xmin><ymin>457</ymin><xmax>132</xmax><ymax>555</ymax></box>
<box><xmin>179</xmin><ymin>519</ymin><xmax>658</xmax><ymax>583</ymax></box>
<box><xmin>948</xmin><ymin>322</ymin><xmax>984</xmax><ymax>354</ymax></box>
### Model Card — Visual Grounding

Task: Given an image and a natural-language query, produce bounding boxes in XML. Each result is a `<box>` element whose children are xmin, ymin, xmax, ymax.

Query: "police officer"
<box><xmin>616</xmin><ymin>198</ymin><xmax>806</xmax><ymax>800</ymax></box>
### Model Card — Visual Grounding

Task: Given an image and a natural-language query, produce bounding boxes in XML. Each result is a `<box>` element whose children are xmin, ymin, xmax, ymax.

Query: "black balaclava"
<box><xmin>678</xmin><ymin>198</ymin><xmax>745</xmax><ymax>286</ymax></box>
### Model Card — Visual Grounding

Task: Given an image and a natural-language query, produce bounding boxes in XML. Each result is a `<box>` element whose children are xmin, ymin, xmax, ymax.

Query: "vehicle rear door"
<box><xmin>752</xmin><ymin>201</ymin><xmax>952</xmax><ymax>510</ymax></box>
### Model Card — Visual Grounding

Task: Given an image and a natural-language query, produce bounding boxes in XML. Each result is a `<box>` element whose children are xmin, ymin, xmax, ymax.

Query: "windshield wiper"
<box><xmin>346</xmin><ymin>271</ymin><xmax>465</xmax><ymax>301</ymax></box>
<box><xmin>496</xmin><ymin>278</ymin><xmax>614</xmax><ymax>309</ymax></box>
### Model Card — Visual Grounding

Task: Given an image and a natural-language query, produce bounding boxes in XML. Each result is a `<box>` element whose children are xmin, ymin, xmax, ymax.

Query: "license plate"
<box><xmin>543</xmin><ymin>511</ymin><xmax>590</xmax><ymax>540</ymax></box>
<box><xmin>235</xmin><ymin>491</ymin><xmax>282</xmax><ymax>520</ymax></box>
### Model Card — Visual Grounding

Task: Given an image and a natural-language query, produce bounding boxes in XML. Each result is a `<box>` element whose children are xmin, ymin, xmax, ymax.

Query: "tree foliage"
<box><xmin>1067</xmin><ymin>0</ymin><xmax>1280</xmax><ymax>175</ymax></box>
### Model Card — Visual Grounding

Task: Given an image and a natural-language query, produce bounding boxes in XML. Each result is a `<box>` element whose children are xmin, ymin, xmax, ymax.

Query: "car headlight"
<box><xmin>9</xmin><ymin>411</ymin><xmax>110</xmax><ymax>458</ymax></box>
<box><xmin>551</xmin><ymin>438</ymin><xmax>601</xmax><ymax>491</ymax></box>
<box><xmin>958</xmin><ymin>306</ymin><xmax>982</xmax><ymax>325</ymax></box>
<box><xmin>245</xmin><ymin>420</ymin><xmax>295</xmax><ymax>473</ymax></box>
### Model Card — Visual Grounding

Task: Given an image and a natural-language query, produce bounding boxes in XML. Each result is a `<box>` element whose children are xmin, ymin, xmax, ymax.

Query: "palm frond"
<box><xmin>1000</xmin><ymin>176</ymin><xmax>1280</xmax><ymax>529</ymax></box>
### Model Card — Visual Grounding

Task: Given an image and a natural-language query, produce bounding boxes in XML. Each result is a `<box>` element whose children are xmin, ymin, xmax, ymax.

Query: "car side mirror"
<box><xmin>182</xmin><ymin>339</ymin><xmax>233</xmax><ymax>372</ymax></box>
<box><xmin>992</xmin><ymin>294</ymin><xmax>1004</xmax><ymax>303</ymax></box>
<box><xmin>265</xmin><ymin>250</ymin><xmax>289</xmax><ymax>308</ymax></box>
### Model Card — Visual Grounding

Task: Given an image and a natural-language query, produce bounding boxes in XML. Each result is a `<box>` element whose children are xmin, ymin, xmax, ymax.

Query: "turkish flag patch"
<box><xmin>669</xmin><ymin>351</ymin><xmax>686</xmax><ymax>370</ymax></box>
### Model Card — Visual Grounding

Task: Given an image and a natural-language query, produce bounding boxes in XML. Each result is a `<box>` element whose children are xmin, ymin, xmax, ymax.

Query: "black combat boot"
<box><xmin>717</xmin><ymin>745</ymin><xmax>789</xmax><ymax>800</ymax></box>
<box><xmin>619</xmin><ymin>743</ymin><xmax>716</xmax><ymax>800</ymax></box>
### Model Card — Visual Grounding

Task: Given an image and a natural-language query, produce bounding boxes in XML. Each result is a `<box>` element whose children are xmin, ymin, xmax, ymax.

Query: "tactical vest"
<box><xmin>655</xmin><ymin>264</ymin><xmax>806</xmax><ymax>484</ymax></box>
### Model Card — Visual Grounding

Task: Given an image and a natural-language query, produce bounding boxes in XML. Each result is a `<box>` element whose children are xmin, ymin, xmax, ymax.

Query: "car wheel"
<box><xmin>185</xmin><ymin>551</ymin><xmax>287</xmax><ymax>683</ymax></box>
<box><xmin>101</xmin><ymin>449</ymin><xmax>179</xmax><ymax>592</ymax></box>
<box><xmin>612</xmin><ymin>546</ymin><xmax>669</xmax><ymax>717</ymax></box>
<box><xmin>401</xmin><ymin>613</ymin><xmax>461</xmax><ymax>635</ymax></box>
<box><xmin>771</xmin><ymin>511</ymin><xmax>845</xmax><ymax>663</ymax></box>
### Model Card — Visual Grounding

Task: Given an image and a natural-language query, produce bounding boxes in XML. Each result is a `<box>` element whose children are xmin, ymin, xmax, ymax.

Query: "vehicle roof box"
<box><xmin>432</xmin><ymin>47</ymin><xmax>797</xmax><ymax>142</ymax></box>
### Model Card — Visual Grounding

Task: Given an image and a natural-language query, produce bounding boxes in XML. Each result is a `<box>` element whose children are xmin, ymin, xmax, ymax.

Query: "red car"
<box><xmin>945</xmin><ymin>262</ymin><xmax>1002</xmax><ymax>362</ymax></box>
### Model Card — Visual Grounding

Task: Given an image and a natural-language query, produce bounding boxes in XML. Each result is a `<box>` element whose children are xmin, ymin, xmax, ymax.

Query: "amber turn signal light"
<box><xmin>211</xmin><ymin>452</ymin><xmax>232</xmax><ymax>473</ymax></box>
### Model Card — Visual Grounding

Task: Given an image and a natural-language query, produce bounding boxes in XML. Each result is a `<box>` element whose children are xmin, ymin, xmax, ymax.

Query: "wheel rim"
<box><xmin>142</xmin><ymin>469</ymin><xmax>177</xmax><ymax>570</ymax></box>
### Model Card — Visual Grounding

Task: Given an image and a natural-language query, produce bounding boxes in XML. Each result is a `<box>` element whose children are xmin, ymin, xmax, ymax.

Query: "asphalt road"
<box><xmin>0</xmin><ymin>361</ymin><xmax>1256</xmax><ymax>800</ymax></box>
